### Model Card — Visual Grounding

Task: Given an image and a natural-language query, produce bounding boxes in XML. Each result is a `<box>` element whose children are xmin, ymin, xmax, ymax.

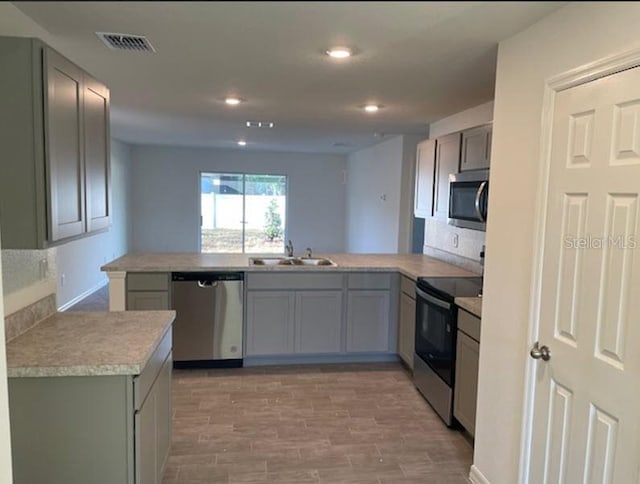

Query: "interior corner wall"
<box><xmin>475</xmin><ymin>3</ymin><xmax>640</xmax><ymax>483</ymax></box>
<box><xmin>345</xmin><ymin>136</ymin><xmax>410</xmax><ymax>253</ymax></box>
<box><xmin>129</xmin><ymin>145</ymin><xmax>347</xmax><ymax>254</ymax></box>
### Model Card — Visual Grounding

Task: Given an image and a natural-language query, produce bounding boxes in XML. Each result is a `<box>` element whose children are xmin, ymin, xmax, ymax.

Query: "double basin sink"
<box><xmin>249</xmin><ymin>256</ymin><xmax>336</xmax><ymax>267</ymax></box>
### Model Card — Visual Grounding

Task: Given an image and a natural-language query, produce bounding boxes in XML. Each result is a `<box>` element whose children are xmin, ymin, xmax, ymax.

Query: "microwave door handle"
<box><xmin>475</xmin><ymin>181</ymin><xmax>488</xmax><ymax>222</ymax></box>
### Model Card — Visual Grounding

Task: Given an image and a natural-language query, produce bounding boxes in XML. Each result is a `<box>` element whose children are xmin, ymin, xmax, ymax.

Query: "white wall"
<box><xmin>423</xmin><ymin>102</ymin><xmax>493</xmax><ymax>272</ymax></box>
<box><xmin>346</xmin><ymin>135</ymin><xmax>422</xmax><ymax>253</ymax></box>
<box><xmin>475</xmin><ymin>3</ymin><xmax>640</xmax><ymax>483</ymax></box>
<box><xmin>56</xmin><ymin>140</ymin><xmax>132</xmax><ymax>308</ymax></box>
<box><xmin>429</xmin><ymin>100</ymin><xmax>494</xmax><ymax>139</ymax></box>
<box><xmin>130</xmin><ymin>145</ymin><xmax>347</xmax><ymax>253</ymax></box>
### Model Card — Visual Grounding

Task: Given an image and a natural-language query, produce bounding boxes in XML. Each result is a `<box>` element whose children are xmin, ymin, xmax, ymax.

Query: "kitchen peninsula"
<box><xmin>102</xmin><ymin>253</ymin><xmax>477</xmax><ymax>367</ymax></box>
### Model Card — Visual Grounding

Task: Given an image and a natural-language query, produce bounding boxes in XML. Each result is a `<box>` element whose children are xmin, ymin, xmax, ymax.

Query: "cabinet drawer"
<box><xmin>458</xmin><ymin>308</ymin><xmax>481</xmax><ymax>342</ymax></box>
<box><xmin>246</xmin><ymin>273</ymin><xmax>344</xmax><ymax>290</ymax></box>
<box><xmin>400</xmin><ymin>276</ymin><xmax>416</xmax><ymax>298</ymax></box>
<box><xmin>134</xmin><ymin>327</ymin><xmax>172</xmax><ymax>411</ymax></box>
<box><xmin>127</xmin><ymin>272</ymin><xmax>170</xmax><ymax>291</ymax></box>
<box><xmin>347</xmin><ymin>273</ymin><xmax>392</xmax><ymax>290</ymax></box>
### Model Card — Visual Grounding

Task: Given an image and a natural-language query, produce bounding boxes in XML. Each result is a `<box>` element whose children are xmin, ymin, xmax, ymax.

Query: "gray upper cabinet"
<box><xmin>414</xmin><ymin>139</ymin><xmax>436</xmax><ymax>218</ymax></box>
<box><xmin>0</xmin><ymin>36</ymin><xmax>110</xmax><ymax>249</ymax></box>
<box><xmin>433</xmin><ymin>132</ymin><xmax>461</xmax><ymax>220</ymax></box>
<box><xmin>84</xmin><ymin>75</ymin><xmax>111</xmax><ymax>232</ymax></box>
<box><xmin>45</xmin><ymin>48</ymin><xmax>86</xmax><ymax>241</ymax></box>
<box><xmin>460</xmin><ymin>124</ymin><xmax>492</xmax><ymax>171</ymax></box>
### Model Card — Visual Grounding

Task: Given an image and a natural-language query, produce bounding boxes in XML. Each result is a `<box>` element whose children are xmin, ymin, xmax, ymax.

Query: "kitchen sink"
<box><xmin>249</xmin><ymin>257</ymin><xmax>336</xmax><ymax>267</ymax></box>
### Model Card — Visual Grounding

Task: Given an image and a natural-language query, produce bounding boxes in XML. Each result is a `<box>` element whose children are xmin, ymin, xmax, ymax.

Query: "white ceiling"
<box><xmin>14</xmin><ymin>1</ymin><xmax>565</xmax><ymax>154</ymax></box>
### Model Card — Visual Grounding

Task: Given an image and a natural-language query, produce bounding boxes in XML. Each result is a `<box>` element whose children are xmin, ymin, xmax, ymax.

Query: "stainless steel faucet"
<box><xmin>305</xmin><ymin>247</ymin><xmax>312</xmax><ymax>258</ymax></box>
<box><xmin>285</xmin><ymin>240</ymin><xmax>294</xmax><ymax>257</ymax></box>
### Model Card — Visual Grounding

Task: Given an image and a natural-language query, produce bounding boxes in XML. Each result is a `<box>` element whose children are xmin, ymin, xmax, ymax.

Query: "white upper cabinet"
<box><xmin>414</xmin><ymin>139</ymin><xmax>436</xmax><ymax>218</ymax></box>
<box><xmin>460</xmin><ymin>124</ymin><xmax>492</xmax><ymax>171</ymax></box>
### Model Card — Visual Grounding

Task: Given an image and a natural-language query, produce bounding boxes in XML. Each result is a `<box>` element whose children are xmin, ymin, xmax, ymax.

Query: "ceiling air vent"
<box><xmin>96</xmin><ymin>32</ymin><xmax>156</xmax><ymax>53</ymax></box>
<box><xmin>246</xmin><ymin>121</ymin><xmax>275</xmax><ymax>128</ymax></box>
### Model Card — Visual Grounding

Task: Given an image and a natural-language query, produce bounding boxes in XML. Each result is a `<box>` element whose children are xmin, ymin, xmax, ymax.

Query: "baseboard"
<box><xmin>469</xmin><ymin>465</ymin><xmax>491</xmax><ymax>484</ymax></box>
<box><xmin>58</xmin><ymin>280</ymin><xmax>108</xmax><ymax>312</ymax></box>
<box><xmin>244</xmin><ymin>353</ymin><xmax>399</xmax><ymax>367</ymax></box>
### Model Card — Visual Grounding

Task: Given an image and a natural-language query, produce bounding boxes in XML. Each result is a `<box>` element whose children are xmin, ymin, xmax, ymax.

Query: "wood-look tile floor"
<box><xmin>163</xmin><ymin>363</ymin><xmax>472</xmax><ymax>484</ymax></box>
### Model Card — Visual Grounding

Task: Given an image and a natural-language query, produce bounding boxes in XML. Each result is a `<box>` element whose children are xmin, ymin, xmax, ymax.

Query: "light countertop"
<box><xmin>101</xmin><ymin>253</ymin><xmax>477</xmax><ymax>280</ymax></box>
<box><xmin>6</xmin><ymin>311</ymin><xmax>175</xmax><ymax>378</ymax></box>
<box><xmin>456</xmin><ymin>296</ymin><xmax>483</xmax><ymax>318</ymax></box>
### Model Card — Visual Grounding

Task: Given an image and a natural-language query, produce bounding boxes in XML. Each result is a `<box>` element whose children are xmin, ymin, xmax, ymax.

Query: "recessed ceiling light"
<box><xmin>326</xmin><ymin>47</ymin><xmax>352</xmax><ymax>59</ymax></box>
<box><xmin>225</xmin><ymin>97</ymin><xmax>243</xmax><ymax>106</ymax></box>
<box><xmin>364</xmin><ymin>104</ymin><xmax>380</xmax><ymax>113</ymax></box>
<box><xmin>237</xmin><ymin>140</ymin><xmax>247</xmax><ymax>146</ymax></box>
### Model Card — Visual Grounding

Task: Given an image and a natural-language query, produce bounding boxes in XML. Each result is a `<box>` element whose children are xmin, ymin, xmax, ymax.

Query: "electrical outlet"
<box><xmin>60</xmin><ymin>274</ymin><xmax>65</xmax><ymax>287</ymax></box>
<box><xmin>39</xmin><ymin>259</ymin><xmax>49</xmax><ymax>279</ymax></box>
<box><xmin>453</xmin><ymin>234</ymin><xmax>459</xmax><ymax>248</ymax></box>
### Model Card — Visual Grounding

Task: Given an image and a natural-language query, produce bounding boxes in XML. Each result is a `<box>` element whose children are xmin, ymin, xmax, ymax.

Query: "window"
<box><xmin>200</xmin><ymin>172</ymin><xmax>287</xmax><ymax>254</ymax></box>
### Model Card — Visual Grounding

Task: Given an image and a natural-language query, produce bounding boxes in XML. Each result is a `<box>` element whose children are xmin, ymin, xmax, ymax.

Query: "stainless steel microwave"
<box><xmin>448</xmin><ymin>169</ymin><xmax>489</xmax><ymax>231</ymax></box>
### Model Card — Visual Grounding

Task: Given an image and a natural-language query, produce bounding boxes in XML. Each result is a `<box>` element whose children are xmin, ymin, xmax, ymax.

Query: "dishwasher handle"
<box><xmin>197</xmin><ymin>280</ymin><xmax>218</xmax><ymax>288</ymax></box>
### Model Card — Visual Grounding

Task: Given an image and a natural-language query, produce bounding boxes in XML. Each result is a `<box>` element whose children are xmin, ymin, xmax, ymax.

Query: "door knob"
<box><xmin>530</xmin><ymin>341</ymin><xmax>551</xmax><ymax>361</ymax></box>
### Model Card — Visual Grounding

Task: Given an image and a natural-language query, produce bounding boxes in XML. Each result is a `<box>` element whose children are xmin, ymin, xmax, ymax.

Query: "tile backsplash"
<box><xmin>424</xmin><ymin>218</ymin><xmax>485</xmax><ymax>274</ymax></box>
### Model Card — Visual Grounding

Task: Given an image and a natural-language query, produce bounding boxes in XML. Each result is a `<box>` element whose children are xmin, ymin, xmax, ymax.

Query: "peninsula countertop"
<box><xmin>6</xmin><ymin>310</ymin><xmax>175</xmax><ymax>378</ymax></box>
<box><xmin>101</xmin><ymin>253</ymin><xmax>477</xmax><ymax>280</ymax></box>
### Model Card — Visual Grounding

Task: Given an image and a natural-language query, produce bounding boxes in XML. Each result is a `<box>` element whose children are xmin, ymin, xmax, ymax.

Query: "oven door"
<box><xmin>415</xmin><ymin>287</ymin><xmax>456</xmax><ymax>386</ymax></box>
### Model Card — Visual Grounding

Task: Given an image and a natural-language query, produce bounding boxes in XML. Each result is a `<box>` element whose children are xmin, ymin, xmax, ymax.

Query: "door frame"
<box><xmin>517</xmin><ymin>46</ymin><xmax>640</xmax><ymax>483</ymax></box>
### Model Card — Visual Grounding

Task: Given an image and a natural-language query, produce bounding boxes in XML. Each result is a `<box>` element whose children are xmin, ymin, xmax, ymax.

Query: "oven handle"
<box><xmin>475</xmin><ymin>181</ymin><xmax>488</xmax><ymax>222</ymax></box>
<box><xmin>416</xmin><ymin>287</ymin><xmax>451</xmax><ymax>310</ymax></box>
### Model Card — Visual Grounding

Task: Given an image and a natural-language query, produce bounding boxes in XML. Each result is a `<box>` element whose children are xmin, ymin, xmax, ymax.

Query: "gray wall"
<box><xmin>130</xmin><ymin>145</ymin><xmax>347</xmax><ymax>253</ymax></box>
<box><xmin>345</xmin><ymin>135</ymin><xmax>422</xmax><ymax>253</ymax></box>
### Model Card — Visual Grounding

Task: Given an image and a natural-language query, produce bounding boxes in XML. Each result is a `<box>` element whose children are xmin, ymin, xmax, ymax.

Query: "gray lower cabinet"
<box><xmin>136</xmin><ymin>355</ymin><xmax>172</xmax><ymax>484</ymax></box>
<box><xmin>127</xmin><ymin>273</ymin><xmax>171</xmax><ymax>310</ymax></box>
<box><xmin>398</xmin><ymin>284</ymin><xmax>416</xmax><ymax>368</ymax></box>
<box><xmin>246</xmin><ymin>291</ymin><xmax>295</xmax><ymax>356</ymax></box>
<box><xmin>295</xmin><ymin>291</ymin><xmax>343</xmax><ymax>354</ymax></box>
<box><xmin>346</xmin><ymin>291</ymin><xmax>391</xmax><ymax>352</ymax></box>
<box><xmin>8</xmin><ymin>329</ymin><xmax>172</xmax><ymax>484</ymax></box>
<box><xmin>0</xmin><ymin>36</ymin><xmax>110</xmax><ymax>249</ymax></box>
<box><xmin>453</xmin><ymin>309</ymin><xmax>481</xmax><ymax>437</ymax></box>
<box><xmin>245</xmin><ymin>289</ymin><xmax>343</xmax><ymax>356</ymax></box>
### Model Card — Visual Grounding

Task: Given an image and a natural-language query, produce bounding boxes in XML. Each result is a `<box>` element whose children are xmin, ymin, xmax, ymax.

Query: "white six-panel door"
<box><xmin>529</xmin><ymin>66</ymin><xmax>640</xmax><ymax>484</ymax></box>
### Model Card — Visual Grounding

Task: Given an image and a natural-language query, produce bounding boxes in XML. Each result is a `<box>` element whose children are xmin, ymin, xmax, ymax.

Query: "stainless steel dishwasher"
<box><xmin>171</xmin><ymin>272</ymin><xmax>243</xmax><ymax>368</ymax></box>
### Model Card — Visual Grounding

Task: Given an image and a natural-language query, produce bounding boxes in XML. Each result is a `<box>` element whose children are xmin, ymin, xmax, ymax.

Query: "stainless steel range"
<box><xmin>413</xmin><ymin>276</ymin><xmax>483</xmax><ymax>426</ymax></box>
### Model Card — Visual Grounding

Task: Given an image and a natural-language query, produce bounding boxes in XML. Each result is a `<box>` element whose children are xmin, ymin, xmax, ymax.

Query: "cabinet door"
<box><xmin>414</xmin><ymin>139</ymin><xmax>436</xmax><ymax>218</ymax></box>
<box><xmin>461</xmin><ymin>125</ymin><xmax>492</xmax><ymax>171</ymax></box>
<box><xmin>453</xmin><ymin>330</ymin><xmax>480</xmax><ymax>437</ymax></box>
<box><xmin>156</xmin><ymin>354</ymin><xmax>172</xmax><ymax>479</ymax></box>
<box><xmin>346</xmin><ymin>291</ymin><xmax>390</xmax><ymax>353</ymax></box>
<box><xmin>84</xmin><ymin>75</ymin><xmax>111</xmax><ymax>232</ymax></box>
<box><xmin>433</xmin><ymin>132</ymin><xmax>461</xmax><ymax>220</ymax></box>
<box><xmin>398</xmin><ymin>292</ymin><xmax>416</xmax><ymax>368</ymax></box>
<box><xmin>135</xmin><ymin>379</ymin><xmax>158</xmax><ymax>484</ymax></box>
<box><xmin>246</xmin><ymin>291</ymin><xmax>295</xmax><ymax>356</ymax></box>
<box><xmin>44</xmin><ymin>47</ymin><xmax>85</xmax><ymax>241</ymax></box>
<box><xmin>295</xmin><ymin>291</ymin><xmax>343</xmax><ymax>354</ymax></box>
<box><xmin>127</xmin><ymin>291</ymin><xmax>170</xmax><ymax>310</ymax></box>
